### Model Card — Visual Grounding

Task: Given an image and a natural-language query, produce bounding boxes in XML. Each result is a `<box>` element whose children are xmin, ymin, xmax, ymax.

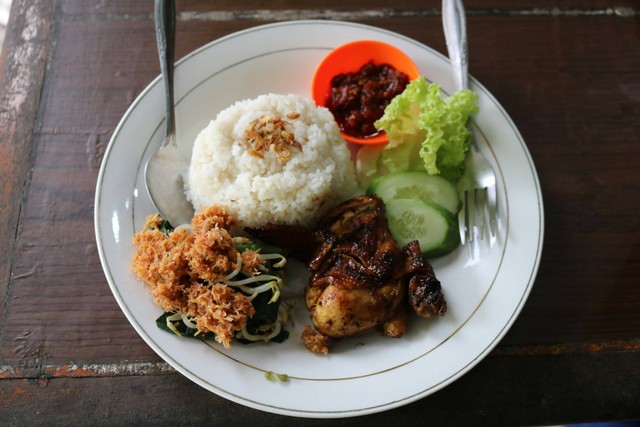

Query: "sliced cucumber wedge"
<box><xmin>385</xmin><ymin>198</ymin><xmax>461</xmax><ymax>258</ymax></box>
<box><xmin>367</xmin><ymin>170</ymin><xmax>461</xmax><ymax>215</ymax></box>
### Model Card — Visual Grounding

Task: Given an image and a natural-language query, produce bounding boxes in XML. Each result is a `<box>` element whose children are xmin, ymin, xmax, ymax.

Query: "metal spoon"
<box><xmin>144</xmin><ymin>0</ymin><xmax>194</xmax><ymax>226</ymax></box>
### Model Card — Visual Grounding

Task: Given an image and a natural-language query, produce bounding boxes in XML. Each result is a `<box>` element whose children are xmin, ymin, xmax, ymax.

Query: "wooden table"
<box><xmin>1</xmin><ymin>0</ymin><xmax>639</xmax><ymax>425</ymax></box>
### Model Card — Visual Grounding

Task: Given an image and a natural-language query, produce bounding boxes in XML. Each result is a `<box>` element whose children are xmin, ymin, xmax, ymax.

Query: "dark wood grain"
<box><xmin>0</xmin><ymin>0</ymin><xmax>55</xmax><ymax>339</ymax></box>
<box><xmin>0</xmin><ymin>0</ymin><xmax>639</xmax><ymax>425</ymax></box>
<box><xmin>58</xmin><ymin>0</ymin><xmax>640</xmax><ymax>15</ymax></box>
<box><xmin>1</xmin><ymin>351</ymin><xmax>638</xmax><ymax>426</ymax></box>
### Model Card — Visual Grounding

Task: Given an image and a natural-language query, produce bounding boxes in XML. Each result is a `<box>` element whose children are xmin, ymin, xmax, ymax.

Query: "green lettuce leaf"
<box><xmin>373</xmin><ymin>76</ymin><xmax>478</xmax><ymax>181</ymax></box>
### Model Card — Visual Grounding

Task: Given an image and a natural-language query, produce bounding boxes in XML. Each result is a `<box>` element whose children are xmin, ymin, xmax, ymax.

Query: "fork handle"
<box><xmin>442</xmin><ymin>0</ymin><xmax>469</xmax><ymax>91</ymax></box>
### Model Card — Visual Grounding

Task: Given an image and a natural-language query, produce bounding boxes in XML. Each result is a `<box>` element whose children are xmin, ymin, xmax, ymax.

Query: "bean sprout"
<box><xmin>238</xmin><ymin>319</ymin><xmax>282</xmax><ymax>342</ymax></box>
<box><xmin>181</xmin><ymin>313</ymin><xmax>198</xmax><ymax>329</ymax></box>
<box><xmin>158</xmin><ymin>235</ymin><xmax>289</xmax><ymax>345</ymax></box>
<box><xmin>238</xmin><ymin>281</ymin><xmax>281</xmax><ymax>303</ymax></box>
<box><xmin>237</xmin><ymin>303</ymin><xmax>291</xmax><ymax>342</ymax></box>
<box><xmin>219</xmin><ymin>252</ymin><xmax>243</xmax><ymax>281</ymax></box>
<box><xmin>165</xmin><ymin>312</ymin><xmax>183</xmax><ymax>336</ymax></box>
<box><xmin>259</xmin><ymin>253</ymin><xmax>287</xmax><ymax>268</ymax></box>
<box><xmin>224</xmin><ymin>274</ymin><xmax>282</xmax><ymax>287</ymax></box>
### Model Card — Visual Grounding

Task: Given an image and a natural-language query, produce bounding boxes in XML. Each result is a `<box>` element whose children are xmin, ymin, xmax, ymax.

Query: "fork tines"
<box><xmin>461</xmin><ymin>185</ymin><xmax>498</xmax><ymax>246</ymax></box>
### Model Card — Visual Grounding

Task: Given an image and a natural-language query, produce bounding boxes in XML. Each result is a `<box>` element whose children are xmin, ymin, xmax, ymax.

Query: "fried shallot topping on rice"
<box><xmin>131</xmin><ymin>206</ymin><xmax>259</xmax><ymax>348</ymax></box>
<box><xmin>244</xmin><ymin>114</ymin><xmax>302</xmax><ymax>164</ymax></box>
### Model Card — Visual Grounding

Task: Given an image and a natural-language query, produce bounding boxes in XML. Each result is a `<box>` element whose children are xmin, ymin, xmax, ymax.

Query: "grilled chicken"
<box><xmin>305</xmin><ymin>195</ymin><xmax>407</xmax><ymax>338</ymax></box>
<box><xmin>404</xmin><ymin>240</ymin><xmax>447</xmax><ymax>318</ymax></box>
<box><xmin>246</xmin><ymin>194</ymin><xmax>447</xmax><ymax>353</ymax></box>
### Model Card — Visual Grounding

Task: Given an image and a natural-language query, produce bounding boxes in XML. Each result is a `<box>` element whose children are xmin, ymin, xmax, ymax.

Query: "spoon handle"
<box><xmin>155</xmin><ymin>0</ymin><xmax>176</xmax><ymax>143</ymax></box>
<box><xmin>442</xmin><ymin>0</ymin><xmax>469</xmax><ymax>91</ymax></box>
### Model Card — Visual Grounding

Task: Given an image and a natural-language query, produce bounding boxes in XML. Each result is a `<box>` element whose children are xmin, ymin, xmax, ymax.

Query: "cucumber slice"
<box><xmin>367</xmin><ymin>171</ymin><xmax>461</xmax><ymax>214</ymax></box>
<box><xmin>385</xmin><ymin>198</ymin><xmax>460</xmax><ymax>258</ymax></box>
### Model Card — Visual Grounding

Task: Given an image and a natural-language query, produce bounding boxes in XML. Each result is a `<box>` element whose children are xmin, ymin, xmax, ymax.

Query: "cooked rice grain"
<box><xmin>185</xmin><ymin>94</ymin><xmax>357</xmax><ymax>227</ymax></box>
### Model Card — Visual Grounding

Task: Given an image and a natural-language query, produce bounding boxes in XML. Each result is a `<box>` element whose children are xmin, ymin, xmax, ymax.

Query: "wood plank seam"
<box><xmin>174</xmin><ymin>7</ymin><xmax>639</xmax><ymax>21</ymax></box>
<box><xmin>0</xmin><ymin>361</ymin><xmax>174</xmax><ymax>380</ymax></box>
<box><xmin>55</xmin><ymin>7</ymin><xmax>639</xmax><ymax>23</ymax></box>
<box><xmin>1</xmin><ymin>338</ymin><xmax>638</xmax><ymax>380</ymax></box>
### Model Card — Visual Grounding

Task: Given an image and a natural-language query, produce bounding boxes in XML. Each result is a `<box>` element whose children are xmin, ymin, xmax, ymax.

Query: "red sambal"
<box><xmin>326</xmin><ymin>61</ymin><xmax>410</xmax><ymax>139</ymax></box>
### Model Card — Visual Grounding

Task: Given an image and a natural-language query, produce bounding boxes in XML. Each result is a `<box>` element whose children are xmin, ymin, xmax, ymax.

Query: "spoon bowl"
<box><xmin>144</xmin><ymin>0</ymin><xmax>194</xmax><ymax>227</ymax></box>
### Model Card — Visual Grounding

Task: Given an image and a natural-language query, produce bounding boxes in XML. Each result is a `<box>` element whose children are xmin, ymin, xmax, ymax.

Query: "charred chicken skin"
<box><xmin>245</xmin><ymin>195</ymin><xmax>447</xmax><ymax>354</ymax></box>
<box><xmin>404</xmin><ymin>240</ymin><xmax>447</xmax><ymax>318</ymax></box>
<box><xmin>305</xmin><ymin>195</ymin><xmax>407</xmax><ymax>339</ymax></box>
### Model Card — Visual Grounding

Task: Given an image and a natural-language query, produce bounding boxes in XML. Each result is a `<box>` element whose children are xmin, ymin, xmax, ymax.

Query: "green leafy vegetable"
<box><xmin>155</xmin><ymin>283</ymin><xmax>289</xmax><ymax>345</ymax></box>
<box><xmin>373</xmin><ymin>76</ymin><xmax>479</xmax><ymax>181</ymax></box>
<box><xmin>158</xmin><ymin>218</ymin><xmax>175</xmax><ymax>235</ymax></box>
<box><xmin>155</xmin><ymin>236</ymin><xmax>289</xmax><ymax>345</ymax></box>
<box><xmin>156</xmin><ymin>312</ymin><xmax>216</xmax><ymax>340</ymax></box>
<box><xmin>232</xmin><ymin>236</ymin><xmax>284</xmax><ymax>257</ymax></box>
<box><xmin>236</xmin><ymin>284</ymin><xmax>289</xmax><ymax>344</ymax></box>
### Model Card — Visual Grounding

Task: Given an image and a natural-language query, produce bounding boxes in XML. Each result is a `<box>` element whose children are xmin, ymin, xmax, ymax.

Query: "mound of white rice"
<box><xmin>185</xmin><ymin>94</ymin><xmax>358</xmax><ymax>227</ymax></box>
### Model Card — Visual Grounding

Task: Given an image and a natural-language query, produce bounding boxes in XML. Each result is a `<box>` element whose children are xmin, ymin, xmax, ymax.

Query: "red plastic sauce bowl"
<box><xmin>311</xmin><ymin>40</ymin><xmax>421</xmax><ymax>145</ymax></box>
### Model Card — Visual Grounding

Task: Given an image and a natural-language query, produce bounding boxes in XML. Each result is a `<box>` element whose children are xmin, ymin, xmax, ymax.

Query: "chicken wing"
<box><xmin>404</xmin><ymin>240</ymin><xmax>447</xmax><ymax>318</ymax></box>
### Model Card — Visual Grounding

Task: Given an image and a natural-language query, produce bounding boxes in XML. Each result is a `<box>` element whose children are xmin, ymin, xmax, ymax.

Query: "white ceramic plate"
<box><xmin>95</xmin><ymin>20</ymin><xmax>543</xmax><ymax>418</ymax></box>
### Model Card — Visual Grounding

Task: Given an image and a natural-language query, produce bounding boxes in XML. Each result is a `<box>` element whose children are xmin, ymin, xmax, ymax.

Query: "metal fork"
<box><xmin>443</xmin><ymin>0</ymin><xmax>498</xmax><ymax>248</ymax></box>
